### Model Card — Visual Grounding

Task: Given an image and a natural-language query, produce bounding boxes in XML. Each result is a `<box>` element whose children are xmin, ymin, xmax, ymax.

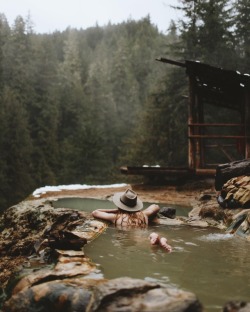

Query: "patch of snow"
<box><xmin>33</xmin><ymin>183</ymin><xmax>128</xmax><ymax>197</ymax></box>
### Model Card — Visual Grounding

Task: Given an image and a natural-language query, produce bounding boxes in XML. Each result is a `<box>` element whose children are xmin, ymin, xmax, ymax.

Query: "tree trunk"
<box><xmin>215</xmin><ymin>158</ymin><xmax>250</xmax><ymax>190</ymax></box>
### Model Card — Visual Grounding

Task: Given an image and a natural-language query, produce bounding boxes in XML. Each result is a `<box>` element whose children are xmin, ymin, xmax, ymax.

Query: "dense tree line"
<box><xmin>124</xmin><ymin>0</ymin><xmax>250</xmax><ymax>168</ymax></box>
<box><xmin>0</xmin><ymin>15</ymin><xmax>166</xmax><ymax>209</ymax></box>
<box><xmin>0</xmin><ymin>0</ymin><xmax>249</xmax><ymax>210</ymax></box>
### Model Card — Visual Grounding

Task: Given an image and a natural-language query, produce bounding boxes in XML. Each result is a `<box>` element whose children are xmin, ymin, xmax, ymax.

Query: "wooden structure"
<box><xmin>215</xmin><ymin>159</ymin><xmax>250</xmax><ymax>190</ymax></box>
<box><xmin>121</xmin><ymin>58</ymin><xmax>250</xmax><ymax>179</ymax></box>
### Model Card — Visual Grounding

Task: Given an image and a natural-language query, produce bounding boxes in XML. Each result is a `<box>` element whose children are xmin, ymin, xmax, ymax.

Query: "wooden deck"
<box><xmin>120</xmin><ymin>166</ymin><xmax>216</xmax><ymax>178</ymax></box>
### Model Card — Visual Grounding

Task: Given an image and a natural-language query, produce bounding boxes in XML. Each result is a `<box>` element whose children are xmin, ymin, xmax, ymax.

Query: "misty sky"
<box><xmin>1</xmin><ymin>0</ymin><xmax>182</xmax><ymax>34</ymax></box>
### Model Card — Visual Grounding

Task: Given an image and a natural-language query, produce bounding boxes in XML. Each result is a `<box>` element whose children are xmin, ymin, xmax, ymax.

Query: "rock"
<box><xmin>225</xmin><ymin>209</ymin><xmax>250</xmax><ymax>240</ymax></box>
<box><xmin>223</xmin><ymin>301</ymin><xmax>250</xmax><ymax>312</ymax></box>
<box><xmin>226</xmin><ymin>212</ymin><xmax>248</xmax><ymax>234</ymax></box>
<box><xmin>90</xmin><ymin>277</ymin><xmax>203</xmax><ymax>312</ymax></box>
<box><xmin>3</xmin><ymin>279</ymin><xmax>93</xmax><ymax>312</ymax></box>
<box><xmin>159</xmin><ymin>206</ymin><xmax>176</xmax><ymax>219</ymax></box>
<box><xmin>199</xmin><ymin>204</ymin><xmax>226</xmax><ymax>221</ymax></box>
<box><xmin>157</xmin><ymin>217</ymin><xmax>185</xmax><ymax>226</ymax></box>
<box><xmin>0</xmin><ymin>199</ymin><xmax>106</xmax><ymax>288</ymax></box>
<box><xmin>234</xmin><ymin>217</ymin><xmax>250</xmax><ymax>241</ymax></box>
<box><xmin>215</xmin><ymin>159</ymin><xmax>250</xmax><ymax>191</ymax></box>
<box><xmin>12</xmin><ymin>256</ymin><xmax>96</xmax><ymax>295</ymax></box>
<box><xmin>219</xmin><ymin>176</ymin><xmax>250</xmax><ymax>209</ymax></box>
<box><xmin>54</xmin><ymin>249</ymin><xmax>85</xmax><ymax>257</ymax></box>
<box><xmin>71</xmin><ymin>219</ymin><xmax>108</xmax><ymax>241</ymax></box>
<box><xmin>186</xmin><ymin>219</ymin><xmax>209</xmax><ymax>227</ymax></box>
<box><xmin>186</xmin><ymin>190</ymin><xmax>230</xmax><ymax>229</ymax></box>
<box><xmin>199</xmin><ymin>194</ymin><xmax>212</xmax><ymax>201</ymax></box>
<box><xmin>3</xmin><ymin>277</ymin><xmax>203</xmax><ymax>312</ymax></box>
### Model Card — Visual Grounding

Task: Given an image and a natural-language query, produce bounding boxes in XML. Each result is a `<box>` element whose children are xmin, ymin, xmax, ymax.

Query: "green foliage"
<box><xmin>0</xmin><ymin>88</ymin><xmax>34</xmax><ymax>208</ymax></box>
<box><xmin>0</xmin><ymin>16</ymin><xmax>166</xmax><ymax>208</ymax></box>
<box><xmin>124</xmin><ymin>0</ymin><xmax>250</xmax><ymax>169</ymax></box>
<box><xmin>174</xmin><ymin>0</ymin><xmax>238</xmax><ymax>68</ymax></box>
<box><xmin>0</xmin><ymin>3</ymin><xmax>249</xmax><ymax>209</ymax></box>
<box><xmin>233</xmin><ymin>0</ymin><xmax>250</xmax><ymax>72</ymax></box>
<box><xmin>122</xmin><ymin>68</ymin><xmax>188</xmax><ymax>167</ymax></box>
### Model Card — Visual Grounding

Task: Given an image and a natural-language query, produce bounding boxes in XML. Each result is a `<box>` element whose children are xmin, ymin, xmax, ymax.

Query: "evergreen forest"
<box><xmin>0</xmin><ymin>0</ymin><xmax>249</xmax><ymax>210</ymax></box>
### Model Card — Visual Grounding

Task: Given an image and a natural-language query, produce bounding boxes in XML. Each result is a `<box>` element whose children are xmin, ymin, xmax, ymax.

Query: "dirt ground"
<box><xmin>34</xmin><ymin>178</ymin><xmax>216</xmax><ymax>208</ymax></box>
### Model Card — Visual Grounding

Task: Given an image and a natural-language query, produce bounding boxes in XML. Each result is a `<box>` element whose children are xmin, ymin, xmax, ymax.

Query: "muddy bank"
<box><xmin>31</xmin><ymin>178</ymin><xmax>216</xmax><ymax>206</ymax></box>
<box><xmin>31</xmin><ymin>178</ymin><xmax>228</xmax><ymax>229</ymax></box>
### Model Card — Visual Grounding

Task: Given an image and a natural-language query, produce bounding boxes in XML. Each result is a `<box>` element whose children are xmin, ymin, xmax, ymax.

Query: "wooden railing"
<box><xmin>188</xmin><ymin>123</ymin><xmax>247</xmax><ymax>168</ymax></box>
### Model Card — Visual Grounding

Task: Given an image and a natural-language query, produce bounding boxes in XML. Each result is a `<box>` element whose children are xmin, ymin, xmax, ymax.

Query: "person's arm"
<box><xmin>92</xmin><ymin>208</ymin><xmax>118</xmax><ymax>222</ymax></box>
<box><xmin>93</xmin><ymin>208</ymin><xmax>119</xmax><ymax>213</ymax></box>
<box><xmin>143</xmin><ymin>204</ymin><xmax>160</xmax><ymax>217</ymax></box>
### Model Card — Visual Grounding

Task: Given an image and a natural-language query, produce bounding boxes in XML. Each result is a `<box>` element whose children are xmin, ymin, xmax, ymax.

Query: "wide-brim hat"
<box><xmin>112</xmin><ymin>189</ymin><xmax>143</xmax><ymax>212</ymax></box>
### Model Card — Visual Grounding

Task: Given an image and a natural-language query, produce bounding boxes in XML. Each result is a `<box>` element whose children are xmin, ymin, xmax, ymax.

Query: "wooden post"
<box><xmin>215</xmin><ymin>159</ymin><xmax>250</xmax><ymax>190</ymax></box>
<box><xmin>194</xmin><ymin>93</ymin><xmax>201</xmax><ymax>169</ymax></box>
<box><xmin>245</xmin><ymin>89</ymin><xmax>250</xmax><ymax>158</ymax></box>
<box><xmin>197</xmin><ymin>94</ymin><xmax>204</xmax><ymax>168</ymax></box>
<box><xmin>188</xmin><ymin>82</ymin><xmax>203</xmax><ymax>170</ymax></box>
<box><xmin>188</xmin><ymin>76</ymin><xmax>196</xmax><ymax>170</ymax></box>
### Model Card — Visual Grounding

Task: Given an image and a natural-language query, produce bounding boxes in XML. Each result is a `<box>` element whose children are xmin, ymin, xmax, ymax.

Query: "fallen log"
<box><xmin>215</xmin><ymin>158</ymin><xmax>250</xmax><ymax>190</ymax></box>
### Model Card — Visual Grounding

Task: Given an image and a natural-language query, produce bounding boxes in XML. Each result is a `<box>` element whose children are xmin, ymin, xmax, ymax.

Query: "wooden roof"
<box><xmin>120</xmin><ymin>58</ymin><xmax>250</xmax><ymax>179</ymax></box>
<box><xmin>156</xmin><ymin>58</ymin><xmax>250</xmax><ymax>111</ymax></box>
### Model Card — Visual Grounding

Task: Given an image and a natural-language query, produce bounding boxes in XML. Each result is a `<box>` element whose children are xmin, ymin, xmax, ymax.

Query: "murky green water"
<box><xmin>53</xmin><ymin>198</ymin><xmax>250</xmax><ymax>311</ymax></box>
<box><xmin>52</xmin><ymin>197</ymin><xmax>190</xmax><ymax>216</ymax></box>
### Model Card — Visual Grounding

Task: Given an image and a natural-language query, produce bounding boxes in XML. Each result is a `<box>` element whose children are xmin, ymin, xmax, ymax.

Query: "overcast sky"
<box><xmin>1</xmin><ymin>0</ymin><xmax>181</xmax><ymax>34</ymax></box>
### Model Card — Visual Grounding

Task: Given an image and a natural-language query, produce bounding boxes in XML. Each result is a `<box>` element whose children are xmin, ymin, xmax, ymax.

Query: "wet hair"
<box><xmin>114</xmin><ymin>209</ymin><xmax>147</xmax><ymax>228</ymax></box>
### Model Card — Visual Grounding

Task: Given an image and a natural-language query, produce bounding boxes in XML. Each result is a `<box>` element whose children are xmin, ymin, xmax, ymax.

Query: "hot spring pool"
<box><xmin>52</xmin><ymin>197</ymin><xmax>190</xmax><ymax>216</ymax></box>
<box><xmin>53</xmin><ymin>198</ymin><xmax>250</xmax><ymax>311</ymax></box>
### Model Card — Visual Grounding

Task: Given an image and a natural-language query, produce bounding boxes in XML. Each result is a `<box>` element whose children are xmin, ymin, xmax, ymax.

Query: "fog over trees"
<box><xmin>0</xmin><ymin>0</ymin><xmax>249</xmax><ymax>209</ymax></box>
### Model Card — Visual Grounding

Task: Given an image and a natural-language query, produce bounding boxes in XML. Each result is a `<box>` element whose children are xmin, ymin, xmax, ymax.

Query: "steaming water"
<box><xmin>53</xmin><ymin>198</ymin><xmax>250</xmax><ymax>311</ymax></box>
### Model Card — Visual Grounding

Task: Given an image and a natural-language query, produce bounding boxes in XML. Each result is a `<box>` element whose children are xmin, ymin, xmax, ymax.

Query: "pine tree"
<box><xmin>1</xmin><ymin>88</ymin><xmax>34</xmax><ymax>206</ymax></box>
<box><xmin>174</xmin><ymin>0</ymin><xmax>236</xmax><ymax>67</ymax></box>
<box><xmin>176</xmin><ymin>0</ymin><xmax>202</xmax><ymax>60</ymax></box>
<box><xmin>197</xmin><ymin>0</ymin><xmax>236</xmax><ymax>68</ymax></box>
<box><xmin>28</xmin><ymin>34</ymin><xmax>61</xmax><ymax>186</ymax></box>
<box><xmin>0</xmin><ymin>14</ymin><xmax>10</xmax><ymax>92</ymax></box>
<box><xmin>0</xmin><ymin>15</ymin><xmax>195</xmax><ymax>206</ymax></box>
<box><xmin>234</xmin><ymin>0</ymin><xmax>250</xmax><ymax>72</ymax></box>
<box><xmin>122</xmin><ymin>67</ymin><xmax>188</xmax><ymax>167</ymax></box>
<box><xmin>57</xmin><ymin>28</ymin><xmax>89</xmax><ymax>183</ymax></box>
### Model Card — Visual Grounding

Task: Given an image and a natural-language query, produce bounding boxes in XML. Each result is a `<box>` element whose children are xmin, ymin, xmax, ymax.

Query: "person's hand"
<box><xmin>149</xmin><ymin>233</ymin><xmax>172</xmax><ymax>253</ymax></box>
<box><xmin>159</xmin><ymin>237</ymin><xmax>172</xmax><ymax>253</ymax></box>
<box><xmin>149</xmin><ymin>232</ymin><xmax>160</xmax><ymax>245</ymax></box>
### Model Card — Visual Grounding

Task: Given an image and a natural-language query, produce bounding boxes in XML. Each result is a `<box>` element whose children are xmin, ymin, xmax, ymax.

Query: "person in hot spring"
<box><xmin>149</xmin><ymin>232</ymin><xmax>172</xmax><ymax>252</ymax></box>
<box><xmin>92</xmin><ymin>188</ymin><xmax>172</xmax><ymax>252</ymax></box>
